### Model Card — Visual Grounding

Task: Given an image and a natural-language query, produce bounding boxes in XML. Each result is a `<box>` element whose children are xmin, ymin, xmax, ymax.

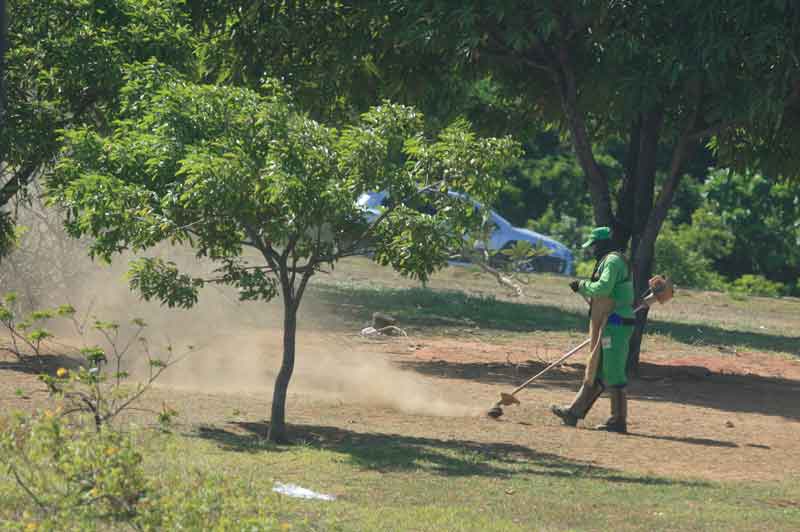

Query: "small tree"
<box><xmin>48</xmin><ymin>64</ymin><xmax>519</xmax><ymax>442</ymax></box>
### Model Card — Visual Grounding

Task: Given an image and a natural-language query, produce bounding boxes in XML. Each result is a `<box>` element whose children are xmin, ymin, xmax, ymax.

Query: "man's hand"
<box><xmin>569</xmin><ymin>280</ymin><xmax>580</xmax><ymax>293</ymax></box>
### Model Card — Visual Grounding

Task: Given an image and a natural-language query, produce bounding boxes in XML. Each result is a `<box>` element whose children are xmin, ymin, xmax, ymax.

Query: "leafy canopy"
<box><xmin>48</xmin><ymin>64</ymin><xmax>520</xmax><ymax>307</ymax></box>
<box><xmin>1</xmin><ymin>0</ymin><xmax>197</xmax><ymax>256</ymax></box>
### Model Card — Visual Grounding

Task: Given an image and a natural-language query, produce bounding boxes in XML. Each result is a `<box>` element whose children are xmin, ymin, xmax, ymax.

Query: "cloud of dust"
<box><xmin>4</xmin><ymin>204</ymin><xmax>479</xmax><ymax>418</ymax></box>
<box><xmin>155</xmin><ymin>327</ymin><xmax>479</xmax><ymax>418</ymax></box>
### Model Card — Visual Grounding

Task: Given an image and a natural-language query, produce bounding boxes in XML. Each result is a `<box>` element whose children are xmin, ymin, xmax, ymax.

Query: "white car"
<box><xmin>356</xmin><ymin>190</ymin><xmax>575</xmax><ymax>275</ymax></box>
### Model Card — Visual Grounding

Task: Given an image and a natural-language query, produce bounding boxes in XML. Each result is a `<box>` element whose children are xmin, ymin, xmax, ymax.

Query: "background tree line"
<box><xmin>495</xmin><ymin>130</ymin><xmax>800</xmax><ymax>297</ymax></box>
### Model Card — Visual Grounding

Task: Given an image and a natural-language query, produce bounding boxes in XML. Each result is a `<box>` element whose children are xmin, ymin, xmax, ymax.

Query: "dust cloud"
<box><xmin>3</xmin><ymin>203</ymin><xmax>478</xmax><ymax>418</ymax></box>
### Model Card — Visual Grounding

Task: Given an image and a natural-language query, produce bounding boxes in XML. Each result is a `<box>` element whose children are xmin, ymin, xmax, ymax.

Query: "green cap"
<box><xmin>581</xmin><ymin>226</ymin><xmax>612</xmax><ymax>249</ymax></box>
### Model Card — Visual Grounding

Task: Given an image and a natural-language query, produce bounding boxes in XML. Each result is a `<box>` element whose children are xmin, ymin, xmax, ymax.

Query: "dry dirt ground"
<box><xmin>3</xmin><ymin>326</ymin><xmax>799</xmax><ymax>484</ymax></box>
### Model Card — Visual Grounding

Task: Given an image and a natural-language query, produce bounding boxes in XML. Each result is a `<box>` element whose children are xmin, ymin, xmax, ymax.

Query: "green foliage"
<box><xmin>128</xmin><ymin>258</ymin><xmax>204</xmax><ymax>309</ymax></box>
<box><xmin>49</xmin><ymin>66</ymin><xmax>520</xmax><ymax>302</ymax></box>
<box><xmin>0</xmin><ymin>413</ymin><xmax>148</xmax><ymax>526</ymax></box>
<box><xmin>1</xmin><ymin>0</ymin><xmax>197</xmax><ymax>257</ymax></box>
<box><xmin>728</xmin><ymin>275</ymin><xmax>786</xmax><ymax>298</ymax></box>
<box><xmin>530</xmin><ymin>211</ymin><xmax>592</xmax><ymax>257</ymax></box>
<box><xmin>301</xmin><ymin>1</ymin><xmax>800</xmax><ymax>312</ymax></box>
<box><xmin>494</xmin><ymin>132</ymin><xmax>596</xmax><ymax>230</ymax></box>
<box><xmin>497</xmin><ymin>240</ymin><xmax>548</xmax><ymax>265</ymax></box>
<box><xmin>0</xmin><ymin>213</ymin><xmax>18</xmax><ymax>257</ymax></box>
<box><xmin>0</xmin><ymin>295</ymin><xmax>74</xmax><ymax>360</ymax></box>
<box><xmin>0</xmin><ymin>292</ymin><xmax>180</xmax><ymax>430</ymax></box>
<box><xmin>654</xmin><ymin>222</ymin><xmax>727</xmax><ymax>291</ymax></box>
<box><xmin>575</xmin><ymin>260</ymin><xmax>595</xmax><ymax>279</ymax></box>
<box><xmin>0</xmin><ymin>415</ymin><xmax>283</xmax><ymax>530</ymax></box>
<box><xmin>40</xmin><ymin>316</ymin><xmax>182</xmax><ymax>431</ymax></box>
<box><xmin>703</xmin><ymin>169</ymin><xmax>800</xmax><ymax>285</ymax></box>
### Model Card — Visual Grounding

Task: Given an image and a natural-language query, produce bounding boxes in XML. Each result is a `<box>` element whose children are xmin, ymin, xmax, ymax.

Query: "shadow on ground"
<box><xmin>624</xmin><ymin>431</ymin><xmax>740</xmax><ymax>448</ymax></box>
<box><xmin>191</xmin><ymin>421</ymin><xmax>708</xmax><ymax>487</ymax></box>
<box><xmin>313</xmin><ymin>284</ymin><xmax>800</xmax><ymax>356</ymax></box>
<box><xmin>395</xmin><ymin>357</ymin><xmax>800</xmax><ymax>421</ymax></box>
<box><xmin>0</xmin><ymin>353</ymin><xmax>83</xmax><ymax>376</ymax></box>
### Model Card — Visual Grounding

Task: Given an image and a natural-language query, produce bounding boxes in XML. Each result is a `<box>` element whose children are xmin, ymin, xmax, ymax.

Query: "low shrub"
<box><xmin>0</xmin><ymin>413</ymin><xmax>148</xmax><ymax>528</ymax></box>
<box><xmin>727</xmin><ymin>274</ymin><xmax>785</xmax><ymax>297</ymax></box>
<box><xmin>0</xmin><ymin>414</ymin><xmax>283</xmax><ymax>530</ymax></box>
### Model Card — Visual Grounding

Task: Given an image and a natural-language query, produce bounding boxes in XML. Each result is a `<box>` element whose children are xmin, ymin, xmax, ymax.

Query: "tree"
<box><xmin>703</xmin><ymin>169</ymin><xmax>800</xmax><ymax>287</ymax></box>
<box><xmin>368</xmin><ymin>1</ymin><xmax>800</xmax><ymax>372</ymax></box>
<box><xmin>47</xmin><ymin>65</ymin><xmax>519</xmax><ymax>442</ymax></box>
<box><xmin>185</xmin><ymin>1</ymin><xmax>476</xmax><ymax>130</ymax></box>
<box><xmin>0</xmin><ymin>0</ymin><xmax>195</xmax><ymax>257</ymax></box>
<box><xmin>186</xmin><ymin>1</ymin><xmax>800</xmax><ymax>371</ymax></box>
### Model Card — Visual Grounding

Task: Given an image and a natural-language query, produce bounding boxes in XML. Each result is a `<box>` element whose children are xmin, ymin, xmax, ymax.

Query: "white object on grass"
<box><xmin>272</xmin><ymin>482</ymin><xmax>335</xmax><ymax>501</ymax></box>
<box><xmin>360</xmin><ymin>325</ymin><xmax>407</xmax><ymax>337</ymax></box>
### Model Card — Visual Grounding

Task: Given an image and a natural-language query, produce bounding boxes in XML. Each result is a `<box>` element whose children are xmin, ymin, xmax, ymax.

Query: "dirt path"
<box><xmin>3</xmin><ymin>331</ymin><xmax>799</xmax><ymax>483</ymax></box>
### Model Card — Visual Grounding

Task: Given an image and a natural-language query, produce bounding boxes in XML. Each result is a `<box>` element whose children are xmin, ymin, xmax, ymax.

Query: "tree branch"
<box><xmin>242</xmin><ymin>223</ymin><xmax>281</xmax><ymax>274</ymax></box>
<box><xmin>483</xmin><ymin>28</ymin><xmax>553</xmax><ymax>73</ymax></box>
<box><xmin>690</xmin><ymin>81</ymin><xmax>800</xmax><ymax>140</ymax></box>
<box><xmin>553</xmin><ymin>37</ymin><xmax>613</xmax><ymax>226</ymax></box>
<box><xmin>640</xmin><ymin>84</ymin><xmax>703</xmax><ymax>249</ymax></box>
<box><xmin>0</xmin><ymin>162</ymin><xmax>40</xmax><ymax>207</ymax></box>
<box><xmin>336</xmin><ymin>178</ymin><xmax>447</xmax><ymax>259</ymax></box>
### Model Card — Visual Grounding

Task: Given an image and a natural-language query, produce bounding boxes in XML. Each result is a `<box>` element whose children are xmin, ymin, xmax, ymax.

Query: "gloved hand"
<box><xmin>569</xmin><ymin>280</ymin><xmax>580</xmax><ymax>293</ymax></box>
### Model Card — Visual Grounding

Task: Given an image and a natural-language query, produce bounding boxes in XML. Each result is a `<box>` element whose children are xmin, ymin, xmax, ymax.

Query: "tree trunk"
<box><xmin>0</xmin><ymin>0</ymin><xmax>6</xmax><ymax>130</ymax></box>
<box><xmin>268</xmin><ymin>293</ymin><xmax>298</xmax><ymax>443</ymax></box>
<box><xmin>627</xmin><ymin>245</ymin><xmax>655</xmax><ymax>375</ymax></box>
<box><xmin>554</xmin><ymin>43</ymin><xmax>614</xmax><ymax>227</ymax></box>
<box><xmin>624</xmin><ymin>108</ymin><xmax>663</xmax><ymax>375</ymax></box>
<box><xmin>615</xmin><ymin>115</ymin><xmax>642</xmax><ymax>246</ymax></box>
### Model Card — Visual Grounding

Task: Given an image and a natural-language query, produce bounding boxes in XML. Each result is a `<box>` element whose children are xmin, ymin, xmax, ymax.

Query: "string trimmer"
<box><xmin>486</xmin><ymin>275</ymin><xmax>674</xmax><ymax>419</ymax></box>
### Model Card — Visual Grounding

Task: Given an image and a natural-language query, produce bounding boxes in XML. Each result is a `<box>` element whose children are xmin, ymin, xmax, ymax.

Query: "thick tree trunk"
<box><xmin>268</xmin><ymin>293</ymin><xmax>298</xmax><ymax>443</ymax></box>
<box><xmin>623</xmin><ymin>108</ymin><xmax>662</xmax><ymax>375</ymax></box>
<box><xmin>627</xmin><ymin>246</ymin><xmax>655</xmax><ymax>375</ymax></box>
<box><xmin>615</xmin><ymin>116</ymin><xmax>642</xmax><ymax>246</ymax></box>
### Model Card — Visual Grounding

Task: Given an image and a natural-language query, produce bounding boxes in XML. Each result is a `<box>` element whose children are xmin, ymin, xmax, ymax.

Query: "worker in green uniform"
<box><xmin>551</xmin><ymin>226</ymin><xmax>635</xmax><ymax>433</ymax></box>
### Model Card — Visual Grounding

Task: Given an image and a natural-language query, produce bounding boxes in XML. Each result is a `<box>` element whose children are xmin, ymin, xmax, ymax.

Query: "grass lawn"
<box><xmin>3</xmin><ymin>426</ymin><xmax>795</xmax><ymax>531</ymax></box>
<box><xmin>160</xmin><ymin>425</ymin><xmax>798</xmax><ymax>532</ymax></box>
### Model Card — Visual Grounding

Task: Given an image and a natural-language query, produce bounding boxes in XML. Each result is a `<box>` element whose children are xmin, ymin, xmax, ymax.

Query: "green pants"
<box><xmin>598</xmin><ymin>324</ymin><xmax>634</xmax><ymax>387</ymax></box>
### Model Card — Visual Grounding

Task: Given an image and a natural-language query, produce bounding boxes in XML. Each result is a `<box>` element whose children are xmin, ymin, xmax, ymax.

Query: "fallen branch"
<box><xmin>474</xmin><ymin>259</ymin><xmax>524</xmax><ymax>297</ymax></box>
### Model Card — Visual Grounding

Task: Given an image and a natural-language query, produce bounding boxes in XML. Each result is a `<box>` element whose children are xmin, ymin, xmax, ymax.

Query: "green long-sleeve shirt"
<box><xmin>578</xmin><ymin>252</ymin><xmax>635</xmax><ymax>319</ymax></box>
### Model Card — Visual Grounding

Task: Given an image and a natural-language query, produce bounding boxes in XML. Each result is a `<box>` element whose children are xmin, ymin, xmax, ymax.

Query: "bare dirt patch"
<box><xmin>11</xmin><ymin>328</ymin><xmax>800</xmax><ymax>484</ymax></box>
<box><xmin>386</xmin><ymin>332</ymin><xmax>800</xmax><ymax>482</ymax></box>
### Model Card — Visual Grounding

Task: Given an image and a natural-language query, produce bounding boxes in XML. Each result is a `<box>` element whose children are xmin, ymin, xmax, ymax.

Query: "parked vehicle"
<box><xmin>357</xmin><ymin>190</ymin><xmax>575</xmax><ymax>275</ymax></box>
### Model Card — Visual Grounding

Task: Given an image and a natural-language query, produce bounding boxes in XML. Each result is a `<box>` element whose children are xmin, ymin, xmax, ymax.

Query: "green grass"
<box><xmin>156</xmin><ymin>426</ymin><xmax>800</xmax><ymax>531</ymax></box>
<box><xmin>6</xmin><ymin>425</ymin><xmax>797</xmax><ymax>531</ymax></box>
<box><xmin>313</xmin><ymin>282</ymin><xmax>587</xmax><ymax>333</ymax></box>
<box><xmin>5</xmin><ymin>425</ymin><xmax>796</xmax><ymax>531</ymax></box>
<box><xmin>312</xmin><ymin>281</ymin><xmax>800</xmax><ymax>356</ymax></box>
<box><xmin>0</xmin><ymin>416</ymin><xmax>800</xmax><ymax>532</ymax></box>
<box><xmin>320</xmin><ymin>258</ymin><xmax>800</xmax><ymax>333</ymax></box>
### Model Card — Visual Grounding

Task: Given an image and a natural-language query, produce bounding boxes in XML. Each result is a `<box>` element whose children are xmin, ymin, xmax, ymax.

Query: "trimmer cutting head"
<box><xmin>486</xmin><ymin>405</ymin><xmax>504</xmax><ymax>419</ymax></box>
<box><xmin>486</xmin><ymin>392</ymin><xmax>520</xmax><ymax>419</ymax></box>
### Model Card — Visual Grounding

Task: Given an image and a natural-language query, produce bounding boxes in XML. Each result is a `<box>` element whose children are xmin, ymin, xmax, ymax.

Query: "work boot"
<box><xmin>551</xmin><ymin>382</ymin><xmax>604</xmax><ymax>427</ymax></box>
<box><xmin>596</xmin><ymin>387</ymin><xmax>628</xmax><ymax>434</ymax></box>
<box><xmin>550</xmin><ymin>405</ymin><xmax>578</xmax><ymax>426</ymax></box>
